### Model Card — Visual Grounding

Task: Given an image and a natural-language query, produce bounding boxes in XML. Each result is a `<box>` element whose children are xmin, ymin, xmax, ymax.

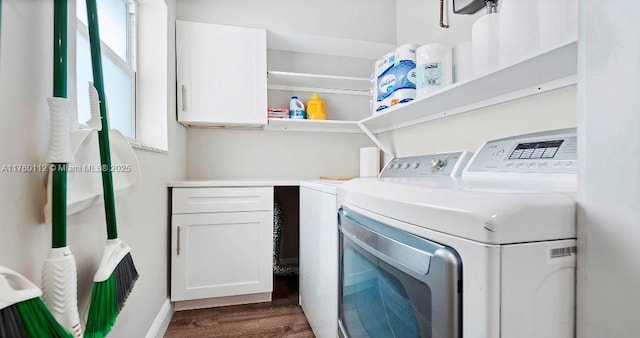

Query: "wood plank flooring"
<box><xmin>165</xmin><ymin>276</ymin><xmax>314</xmax><ymax>338</ymax></box>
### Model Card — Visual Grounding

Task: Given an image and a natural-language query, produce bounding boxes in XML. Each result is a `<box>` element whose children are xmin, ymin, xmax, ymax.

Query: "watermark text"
<box><xmin>1</xmin><ymin>163</ymin><xmax>132</xmax><ymax>173</ymax></box>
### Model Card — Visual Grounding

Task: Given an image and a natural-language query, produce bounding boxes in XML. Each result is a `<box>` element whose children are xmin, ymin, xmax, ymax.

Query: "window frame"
<box><xmin>76</xmin><ymin>0</ymin><xmax>138</xmax><ymax>139</ymax></box>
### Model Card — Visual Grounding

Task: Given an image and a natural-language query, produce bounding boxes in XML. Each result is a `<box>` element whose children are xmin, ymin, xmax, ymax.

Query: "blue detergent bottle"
<box><xmin>289</xmin><ymin>96</ymin><xmax>306</xmax><ymax>119</ymax></box>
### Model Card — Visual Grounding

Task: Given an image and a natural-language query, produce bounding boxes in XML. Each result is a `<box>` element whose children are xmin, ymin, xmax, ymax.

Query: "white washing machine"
<box><xmin>337</xmin><ymin>128</ymin><xmax>577</xmax><ymax>338</ymax></box>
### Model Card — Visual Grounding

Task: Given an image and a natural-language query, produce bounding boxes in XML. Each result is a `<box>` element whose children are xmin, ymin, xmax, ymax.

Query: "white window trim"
<box><xmin>77</xmin><ymin>22</ymin><xmax>135</xmax><ymax>76</ymax></box>
<box><xmin>76</xmin><ymin>0</ymin><xmax>138</xmax><ymax>139</ymax></box>
<box><xmin>126</xmin><ymin>0</ymin><xmax>137</xmax><ymax>68</ymax></box>
<box><xmin>71</xmin><ymin>0</ymin><xmax>169</xmax><ymax>153</ymax></box>
<box><xmin>133</xmin><ymin>0</ymin><xmax>169</xmax><ymax>152</ymax></box>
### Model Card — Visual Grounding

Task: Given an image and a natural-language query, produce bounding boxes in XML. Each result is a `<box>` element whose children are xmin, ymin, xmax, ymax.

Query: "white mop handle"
<box><xmin>86</xmin><ymin>82</ymin><xmax>102</xmax><ymax>131</ymax></box>
<box><xmin>0</xmin><ymin>265</ymin><xmax>42</xmax><ymax>311</ymax></box>
<box><xmin>46</xmin><ymin>97</ymin><xmax>74</xmax><ymax>163</ymax></box>
<box><xmin>41</xmin><ymin>247</ymin><xmax>82</xmax><ymax>337</ymax></box>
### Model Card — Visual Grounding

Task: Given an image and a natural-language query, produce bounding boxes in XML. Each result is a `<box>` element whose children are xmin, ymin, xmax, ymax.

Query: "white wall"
<box><xmin>177</xmin><ymin>0</ymin><xmax>389</xmax><ymax>179</ymax></box>
<box><xmin>387</xmin><ymin>86</ymin><xmax>577</xmax><ymax>156</ymax></box>
<box><xmin>577</xmin><ymin>1</ymin><xmax>640</xmax><ymax>336</ymax></box>
<box><xmin>0</xmin><ymin>1</ymin><xmax>186</xmax><ymax>337</ymax></box>
<box><xmin>177</xmin><ymin>0</ymin><xmax>396</xmax><ymax>43</ymax></box>
<box><xmin>187</xmin><ymin>129</ymin><xmax>374</xmax><ymax>179</ymax></box>
<box><xmin>396</xmin><ymin>0</ymin><xmax>482</xmax><ymax>46</ymax></box>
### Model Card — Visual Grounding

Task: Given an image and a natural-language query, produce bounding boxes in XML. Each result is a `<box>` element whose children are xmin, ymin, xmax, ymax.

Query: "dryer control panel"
<box><xmin>380</xmin><ymin>151</ymin><xmax>473</xmax><ymax>178</ymax></box>
<box><xmin>466</xmin><ymin>128</ymin><xmax>577</xmax><ymax>174</ymax></box>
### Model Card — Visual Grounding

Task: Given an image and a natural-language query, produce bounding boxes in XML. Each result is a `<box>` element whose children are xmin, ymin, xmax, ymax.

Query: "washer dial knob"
<box><xmin>431</xmin><ymin>159</ymin><xmax>447</xmax><ymax>171</ymax></box>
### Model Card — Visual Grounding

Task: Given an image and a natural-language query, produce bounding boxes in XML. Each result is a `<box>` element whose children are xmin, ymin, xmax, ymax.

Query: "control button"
<box><xmin>554</xmin><ymin>161</ymin><xmax>562</xmax><ymax>167</ymax></box>
<box><xmin>496</xmin><ymin>149</ymin><xmax>505</xmax><ymax>156</ymax></box>
<box><xmin>531</xmin><ymin>149</ymin><xmax>545</xmax><ymax>158</ymax></box>
<box><xmin>510</xmin><ymin>149</ymin><xmax>524</xmax><ymax>159</ymax></box>
<box><xmin>522</xmin><ymin>149</ymin><xmax>535</xmax><ymax>158</ymax></box>
<box><xmin>430</xmin><ymin>159</ymin><xmax>447</xmax><ymax>171</ymax></box>
<box><xmin>527</xmin><ymin>162</ymin><xmax>536</xmax><ymax>168</ymax></box>
<box><xmin>506</xmin><ymin>162</ymin><xmax>515</xmax><ymax>168</ymax></box>
<box><xmin>565</xmin><ymin>161</ymin><xmax>574</xmax><ymax>167</ymax></box>
<box><xmin>538</xmin><ymin>162</ymin><xmax>548</xmax><ymax>168</ymax></box>
<box><xmin>543</xmin><ymin>147</ymin><xmax>559</xmax><ymax>158</ymax></box>
<box><xmin>411</xmin><ymin>162</ymin><xmax>420</xmax><ymax>169</ymax></box>
<box><xmin>402</xmin><ymin>163</ymin><xmax>410</xmax><ymax>169</ymax></box>
<box><xmin>516</xmin><ymin>162</ymin><xmax>526</xmax><ymax>168</ymax></box>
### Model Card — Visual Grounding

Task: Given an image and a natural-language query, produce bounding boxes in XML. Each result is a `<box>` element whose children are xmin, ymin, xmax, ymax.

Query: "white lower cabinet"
<box><xmin>170</xmin><ymin>187</ymin><xmax>274</xmax><ymax>305</ymax></box>
<box><xmin>299</xmin><ymin>182</ymin><xmax>339</xmax><ymax>338</ymax></box>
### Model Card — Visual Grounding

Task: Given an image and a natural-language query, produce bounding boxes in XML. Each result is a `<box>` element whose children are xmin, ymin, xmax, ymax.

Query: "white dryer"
<box><xmin>337</xmin><ymin>128</ymin><xmax>577</xmax><ymax>338</ymax></box>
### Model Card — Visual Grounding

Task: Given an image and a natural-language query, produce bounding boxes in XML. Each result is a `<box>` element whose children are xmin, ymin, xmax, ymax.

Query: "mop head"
<box><xmin>0</xmin><ymin>297</ymin><xmax>73</xmax><ymax>338</ymax></box>
<box><xmin>1</xmin><ymin>265</ymin><xmax>72</xmax><ymax>338</ymax></box>
<box><xmin>84</xmin><ymin>240</ymin><xmax>138</xmax><ymax>338</ymax></box>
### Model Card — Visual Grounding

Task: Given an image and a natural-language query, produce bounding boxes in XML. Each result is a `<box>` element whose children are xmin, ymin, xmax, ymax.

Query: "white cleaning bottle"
<box><xmin>289</xmin><ymin>96</ymin><xmax>306</xmax><ymax>119</ymax></box>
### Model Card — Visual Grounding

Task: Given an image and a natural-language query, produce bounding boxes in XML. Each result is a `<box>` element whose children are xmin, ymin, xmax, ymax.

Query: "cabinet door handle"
<box><xmin>177</xmin><ymin>226</ymin><xmax>182</xmax><ymax>255</ymax></box>
<box><xmin>181</xmin><ymin>85</ymin><xmax>187</xmax><ymax>111</ymax></box>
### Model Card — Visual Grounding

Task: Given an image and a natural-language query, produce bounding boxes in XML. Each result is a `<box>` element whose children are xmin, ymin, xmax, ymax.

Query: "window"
<box><xmin>76</xmin><ymin>0</ymin><xmax>137</xmax><ymax>138</ymax></box>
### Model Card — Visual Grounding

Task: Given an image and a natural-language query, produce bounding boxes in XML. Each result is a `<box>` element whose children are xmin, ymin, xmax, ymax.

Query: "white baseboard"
<box><xmin>145</xmin><ymin>298</ymin><xmax>174</xmax><ymax>338</ymax></box>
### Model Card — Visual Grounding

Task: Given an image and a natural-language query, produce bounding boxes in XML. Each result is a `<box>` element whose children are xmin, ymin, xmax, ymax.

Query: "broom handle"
<box><xmin>52</xmin><ymin>0</ymin><xmax>67</xmax><ymax>248</ymax></box>
<box><xmin>85</xmin><ymin>0</ymin><xmax>118</xmax><ymax>240</ymax></box>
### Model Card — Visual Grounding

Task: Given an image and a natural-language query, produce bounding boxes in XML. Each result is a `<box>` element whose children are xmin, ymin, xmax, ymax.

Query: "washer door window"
<box><xmin>338</xmin><ymin>208</ymin><xmax>462</xmax><ymax>338</ymax></box>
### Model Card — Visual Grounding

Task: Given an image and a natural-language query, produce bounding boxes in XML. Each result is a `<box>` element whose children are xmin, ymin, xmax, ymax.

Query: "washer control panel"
<box><xmin>380</xmin><ymin>151</ymin><xmax>473</xmax><ymax>178</ymax></box>
<box><xmin>466</xmin><ymin>128</ymin><xmax>577</xmax><ymax>174</ymax></box>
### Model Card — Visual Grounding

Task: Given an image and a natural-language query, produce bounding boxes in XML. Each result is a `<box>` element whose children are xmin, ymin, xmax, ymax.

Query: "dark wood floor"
<box><xmin>165</xmin><ymin>276</ymin><xmax>314</xmax><ymax>338</ymax></box>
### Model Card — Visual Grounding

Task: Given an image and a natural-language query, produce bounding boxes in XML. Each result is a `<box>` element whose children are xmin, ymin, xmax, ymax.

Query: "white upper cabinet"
<box><xmin>176</xmin><ymin>20</ymin><xmax>267</xmax><ymax>127</ymax></box>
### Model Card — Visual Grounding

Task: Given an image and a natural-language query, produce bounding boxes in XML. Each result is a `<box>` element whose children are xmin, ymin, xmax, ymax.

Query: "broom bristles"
<box><xmin>85</xmin><ymin>253</ymin><xmax>138</xmax><ymax>338</ymax></box>
<box><xmin>0</xmin><ymin>303</ymin><xmax>28</xmax><ymax>338</ymax></box>
<box><xmin>0</xmin><ymin>297</ymin><xmax>73</xmax><ymax>338</ymax></box>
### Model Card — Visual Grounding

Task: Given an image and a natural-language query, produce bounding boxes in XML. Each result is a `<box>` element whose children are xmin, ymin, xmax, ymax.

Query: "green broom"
<box><xmin>0</xmin><ymin>265</ymin><xmax>72</xmax><ymax>338</ymax></box>
<box><xmin>41</xmin><ymin>1</ymin><xmax>83</xmax><ymax>336</ymax></box>
<box><xmin>83</xmin><ymin>0</ymin><xmax>138</xmax><ymax>337</ymax></box>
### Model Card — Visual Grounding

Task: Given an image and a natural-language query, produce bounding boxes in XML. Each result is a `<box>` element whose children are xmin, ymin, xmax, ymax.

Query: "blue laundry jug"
<box><xmin>289</xmin><ymin>96</ymin><xmax>306</xmax><ymax>119</ymax></box>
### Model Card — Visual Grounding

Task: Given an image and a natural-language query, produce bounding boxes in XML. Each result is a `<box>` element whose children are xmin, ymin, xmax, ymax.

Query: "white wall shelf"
<box><xmin>267</xmin><ymin>71</ymin><xmax>370</xmax><ymax>96</ymax></box>
<box><xmin>265</xmin><ymin>118</ymin><xmax>362</xmax><ymax>133</ymax></box>
<box><xmin>360</xmin><ymin>40</ymin><xmax>578</xmax><ymax>134</ymax></box>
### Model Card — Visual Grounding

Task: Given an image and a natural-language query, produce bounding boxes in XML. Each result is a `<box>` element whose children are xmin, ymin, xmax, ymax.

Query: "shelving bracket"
<box><xmin>357</xmin><ymin>121</ymin><xmax>395</xmax><ymax>158</ymax></box>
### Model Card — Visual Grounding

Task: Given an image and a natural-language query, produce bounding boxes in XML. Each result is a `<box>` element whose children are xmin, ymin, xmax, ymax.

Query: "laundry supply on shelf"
<box><xmin>371</xmin><ymin>44</ymin><xmax>418</xmax><ymax>114</ymax></box>
<box><xmin>268</xmin><ymin>107</ymin><xmax>290</xmax><ymax>119</ymax></box>
<box><xmin>289</xmin><ymin>96</ymin><xmax>306</xmax><ymax>119</ymax></box>
<box><xmin>453</xmin><ymin>41</ymin><xmax>473</xmax><ymax>83</ymax></box>
<box><xmin>499</xmin><ymin>0</ymin><xmax>540</xmax><ymax>66</ymax></box>
<box><xmin>416</xmin><ymin>42</ymin><xmax>453</xmax><ymax>98</ymax></box>
<box><xmin>306</xmin><ymin>93</ymin><xmax>326</xmax><ymax>120</ymax></box>
<box><xmin>472</xmin><ymin>1</ymin><xmax>500</xmax><ymax>75</ymax></box>
<box><xmin>390</xmin><ymin>43</ymin><xmax>418</xmax><ymax>107</ymax></box>
<box><xmin>372</xmin><ymin>51</ymin><xmax>395</xmax><ymax>113</ymax></box>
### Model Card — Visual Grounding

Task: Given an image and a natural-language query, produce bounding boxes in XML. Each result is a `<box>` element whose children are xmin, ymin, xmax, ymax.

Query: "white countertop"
<box><xmin>168</xmin><ymin>178</ymin><xmax>311</xmax><ymax>188</ymax></box>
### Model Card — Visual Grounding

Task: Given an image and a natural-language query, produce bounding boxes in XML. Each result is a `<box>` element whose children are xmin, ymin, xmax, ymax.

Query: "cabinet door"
<box><xmin>171</xmin><ymin>212</ymin><xmax>273</xmax><ymax>301</ymax></box>
<box><xmin>176</xmin><ymin>20</ymin><xmax>267</xmax><ymax>126</ymax></box>
<box><xmin>299</xmin><ymin>186</ymin><xmax>338</xmax><ymax>338</ymax></box>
